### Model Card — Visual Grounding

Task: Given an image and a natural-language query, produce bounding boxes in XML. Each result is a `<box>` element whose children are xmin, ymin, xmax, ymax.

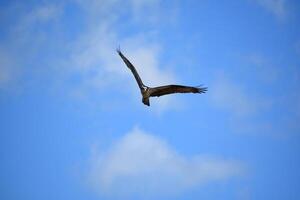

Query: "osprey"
<box><xmin>117</xmin><ymin>48</ymin><xmax>207</xmax><ymax>106</ymax></box>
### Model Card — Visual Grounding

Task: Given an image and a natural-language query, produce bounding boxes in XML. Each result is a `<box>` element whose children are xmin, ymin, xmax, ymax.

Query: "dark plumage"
<box><xmin>117</xmin><ymin>48</ymin><xmax>207</xmax><ymax>106</ymax></box>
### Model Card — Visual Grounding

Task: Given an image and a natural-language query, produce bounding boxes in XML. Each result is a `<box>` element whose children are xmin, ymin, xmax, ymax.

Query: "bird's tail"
<box><xmin>142</xmin><ymin>97</ymin><xmax>150</xmax><ymax>106</ymax></box>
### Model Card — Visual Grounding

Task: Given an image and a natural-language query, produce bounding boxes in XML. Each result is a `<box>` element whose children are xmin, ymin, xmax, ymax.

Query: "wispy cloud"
<box><xmin>1</xmin><ymin>0</ymin><xmax>179</xmax><ymax>111</ymax></box>
<box><xmin>66</xmin><ymin>0</ymin><xmax>179</xmax><ymax>112</ymax></box>
<box><xmin>0</xmin><ymin>2</ymin><xmax>63</xmax><ymax>91</ymax></box>
<box><xmin>67</xmin><ymin>24</ymin><xmax>178</xmax><ymax>112</ymax></box>
<box><xmin>76</xmin><ymin>0</ymin><xmax>176</xmax><ymax>25</ymax></box>
<box><xmin>13</xmin><ymin>3</ymin><xmax>63</xmax><ymax>37</ymax></box>
<box><xmin>88</xmin><ymin>127</ymin><xmax>243</xmax><ymax>197</ymax></box>
<box><xmin>69</xmin><ymin>27</ymin><xmax>175</xmax><ymax>90</ymax></box>
<box><xmin>254</xmin><ymin>0</ymin><xmax>288</xmax><ymax>20</ymax></box>
<box><xmin>26</xmin><ymin>3</ymin><xmax>62</xmax><ymax>22</ymax></box>
<box><xmin>209</xmin><ymin>53</ymin><xmax>300</xmax><ymax>137</ymax></box>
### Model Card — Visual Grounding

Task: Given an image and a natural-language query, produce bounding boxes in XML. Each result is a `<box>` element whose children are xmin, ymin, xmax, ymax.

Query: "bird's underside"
<box><xmin>117</xmin><ymin>48</ymin><xmax>207</xmax><ymax>106</ymax></box>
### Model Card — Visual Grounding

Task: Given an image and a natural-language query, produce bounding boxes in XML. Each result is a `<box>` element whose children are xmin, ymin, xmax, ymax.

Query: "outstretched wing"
<box><xmin>150</xmin><ymin>85</ymin><xmax>207</xmax><ymax>97</ymax></box>
<box><xmin>117</xmin><ymin>48</ymin><xmax>145</xmax><ymax>91</ymax></box>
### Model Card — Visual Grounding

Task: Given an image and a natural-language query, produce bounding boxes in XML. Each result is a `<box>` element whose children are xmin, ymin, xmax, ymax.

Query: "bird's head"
<box><xmin>141</xmin><ymin>85</ymin><xmax>149</xmax><ymax>92</ymax></box>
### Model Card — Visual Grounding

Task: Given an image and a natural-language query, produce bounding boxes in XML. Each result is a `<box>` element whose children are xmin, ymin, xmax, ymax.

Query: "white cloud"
<box><xmin>254</xmin><ymin>0</ymin><xmax>287</xmax><ymax>20</ymax></box>
<box><xmin>66</xmin><ymin>0</ymin><xmax>179</xmax><ymax>112</ymax></box>
<box><xmin>68</xmin><ymin>24</ymin><xmax>178</xmax><ymax>111</ymax></box>
<box><xmin>0</xmin><ymin>3</ymin><xmax>63</xmax><ymax>90</ymax></box>
<box><xmin>88</xmin><ymin>127</ymin><xmax>243</xmax><ymax>197</ymax></box>
<box><xmin>14</xmin><ymin>3</ymin><xmax>63</xmax><ymax>35</ymax></box>
<box><xmin>130</xmin><ymin>0</ymin><xmax>161</xmax><ymax>23</ymax></box>
<box><xmin>31</xmin><ymin>4</ymin><xmax>62</xmax><ymax>22</ymax></box>
<box><xmin>1</xmin><ymin>1</ymin><xmax>179</xmax><ymax>111</ymax></box>
<box><xmin>76</xmin><ymin>0</ymin><xmax>175</xmax><ymax>25</ymax></box>
<box><xmin>121</xmin><ymin>38</ymin><xmax>175</xmax><ymax>86</ymax></box>
<box><xmin>69</xmin><ymin>27</ymin><xmax>175</xmax><ymax>89</ymax></box>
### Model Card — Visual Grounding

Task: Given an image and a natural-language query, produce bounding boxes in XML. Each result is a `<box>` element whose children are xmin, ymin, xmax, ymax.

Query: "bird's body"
<box><xmin>117</xmin><ymin>48</ymin><xmax>207</xmax><ymax>106</ymax></box>
<box><xmin>142</xmin><ymin>87</ymin><xmax>151</xmax><ymax>106</ymax></box>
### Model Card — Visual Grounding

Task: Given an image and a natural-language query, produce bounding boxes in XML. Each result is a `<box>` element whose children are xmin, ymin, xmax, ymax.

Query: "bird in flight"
<box><xmin>117</xmin><ymin>48</ymin><xmax>207</xmax><ymax>106</ymax></box>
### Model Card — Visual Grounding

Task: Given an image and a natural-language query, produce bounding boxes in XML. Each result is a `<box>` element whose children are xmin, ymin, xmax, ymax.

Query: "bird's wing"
<box><xmin>149</xmin><ymin>85</ymin><xmax>207</xmax><ymax>97</ymax></box>
<box><xmin>117</xmin><ymin>48</ymin><xmax>145</xmax><ymax>91</ymax></box>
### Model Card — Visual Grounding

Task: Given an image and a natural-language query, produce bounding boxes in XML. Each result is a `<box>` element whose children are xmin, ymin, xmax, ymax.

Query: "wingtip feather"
<box><xmin>116</xmin><ymin>45</ymin><xmax>121</xmax><ymax>54</ymax></box>
<box><xmin>196</xmin><ymin>86</ymin><xmax>207</xmax><ymax>93</ymax></box>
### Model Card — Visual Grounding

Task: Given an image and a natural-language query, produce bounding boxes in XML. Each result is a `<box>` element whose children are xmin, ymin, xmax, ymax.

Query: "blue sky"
<box><xmin>0</xmin><ymin>0</ymin><xmax>300</xmax><ymax>199</ymax></box>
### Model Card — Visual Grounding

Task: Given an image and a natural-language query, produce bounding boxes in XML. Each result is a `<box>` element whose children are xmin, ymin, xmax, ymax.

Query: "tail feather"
<box><xmin>142</xmin><ymin>97</ymin><xmax>150</xmax><ymax>106</ymax></box>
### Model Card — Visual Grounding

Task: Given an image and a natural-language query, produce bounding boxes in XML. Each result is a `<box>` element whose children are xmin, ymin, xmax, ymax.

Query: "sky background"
<box><xmin>1</xmin><ymin>0</ymin><xmax>300</xmax><ymax>199</ymax></box>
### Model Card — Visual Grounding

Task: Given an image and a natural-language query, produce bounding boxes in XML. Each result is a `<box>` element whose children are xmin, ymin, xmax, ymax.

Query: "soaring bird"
<box><xmin>117</xmin><ymin>48</ymin><xmax>207</xmax><ymax>106</ymax></box>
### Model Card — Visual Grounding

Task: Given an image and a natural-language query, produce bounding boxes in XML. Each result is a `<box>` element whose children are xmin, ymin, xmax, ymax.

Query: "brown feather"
<box><xmin>117</xmin><ymin>49</ymin><xmax>207</xmax><ymax>106</ymax></box>
<box><xmin>149</xmin><ymin>85</ymin><xmax>207</xmax><ymax>97</ymax></box>
<box><xmin>117</xmin><ymin>48</ymin><xmax>145</xmax><ymax>91</ymax></box>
